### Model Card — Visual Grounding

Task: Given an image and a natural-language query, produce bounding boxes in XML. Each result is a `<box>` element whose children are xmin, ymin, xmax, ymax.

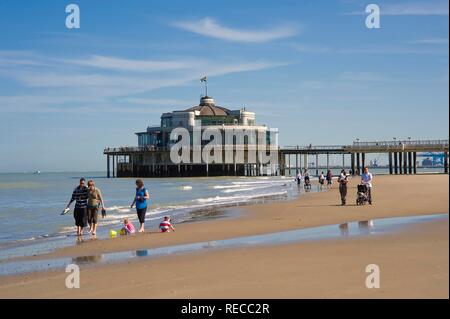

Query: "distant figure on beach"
<box><xmin>159</xmin><ymin>216</ymin><xmax>175</xmax><ymax>233</ymax></box>
<box><xmin>87</xmin><ymin>180</ymin><xmax>106</xmax><ymax>236</ymax></box>
<box><xmin>361</xmin><ymin>167</ymin><xmax>373</xmax><ymax>204</ymax></box>
<box><xmin>303</xmin><ymin>170</ymin><xmax>311</xmax><ymax>189</ymax></box>
<box><xmin>318</xmin><ymin>172</ymin><xmax>325</xmax><ymax>189</ymax></box>
<box><xmin>121</xmin><ymin>218</ymin><xmax>136</xmax><ymax>235</ymax></box>
<box><xmin>66</xmin><ymin>178</ymin><xmax>89</xmax><ymax>236</ymax></box>
<box><xmin>338</xmin><ymin>169</ymin><xmax>349</xmax><ymax>205</ymax></box>
<box><xmin>130</xmin><ymin>179</ymin><xmax>150</xmax><ymax>233</ymax></box>
<box><xmin>296</xmin><ymin>171</ymin><xmax>302</xmax><ymax>185</ymax></box>
<box><xmin>326</xmin><ymin>170</ymin><xmax>333</xmax><ymax>189</ymax></box>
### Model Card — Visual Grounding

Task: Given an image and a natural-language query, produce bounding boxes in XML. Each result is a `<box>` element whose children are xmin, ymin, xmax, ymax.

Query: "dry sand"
<box><xmin>0</xmin><ymin>174</ymin><xmax>448</xmax><ymax>298</ymax></box>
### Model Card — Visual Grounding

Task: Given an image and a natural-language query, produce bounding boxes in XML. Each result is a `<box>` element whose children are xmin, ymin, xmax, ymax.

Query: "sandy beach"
<box><xmin>0</xmin><ymin>174</ymin><xmax>448</xmax><ymax>298</ymax></box>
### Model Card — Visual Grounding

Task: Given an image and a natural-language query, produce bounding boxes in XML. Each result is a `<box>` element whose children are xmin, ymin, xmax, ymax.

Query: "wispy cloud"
<box><xmin>407</xmin><ymin>38</ymin><xmax>449</xmax><ymax>45</ymax></box>
<box><xmin>382</xmin><ymin>1</ymin><xmax>449</xmax><ymax>15</ymax></box>
<box><xmin>291</xmin><ymin>43</ymin><xmax>449</xmax><ymax>55</ymax></box>
<box><xmin>0</xmin><ymin>52</ymin><xmax>289</xmax><ymax>113</ymax></box>
<box><xmin>290</xmin><ymin>43</ymin><xmax>331</xmax><ymax>53</ymax></box>
<box><xmin>339</xmin><ymin>72</ymin><xmax>385</xmax><ymax>82</ymax></box>
<box><xmin>172</xmin><ymin>17</ymin><xmax>299</xmax><ymax>43</ymax></box>
<box><xmin>346</xmin><ymin>1</ymin><xmax>449</xmax><ymax>16</ymax></box>
<box><xmin>65</xmin><ymin>55</ymin><xmax>201</xmax><ymax>72</ymax></box>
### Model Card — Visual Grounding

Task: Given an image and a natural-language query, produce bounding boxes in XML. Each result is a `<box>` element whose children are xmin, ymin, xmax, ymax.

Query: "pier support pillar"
<box><xmin>326</xmin><ymin>153</ymin><xmax>329</xmax><ymax>172</ymax></box>
<box><xmin>361</xmin><ymin>153</ymin><xmax>366</xmax><ymax>170</ymax></box>
<box><xmin>279</xmin><ymin>153</ymin><xmax>285</xmax><ymax>176</ymax></box>
<box><xmin>295</xmin><ymin>153</ymin><xmax>299</xmax><ymax>174</ymax></box>
<box><xmin>394</xmin><ymin>152</ymin><xmax>398</xmax><ymax>174</ymax></box>
<box><xmin>351</xmin><ymin>153</ymin><xmax>355</xmax><ymax>176</ymax></box>
<box><xmin>107</xmin><ymin>155</ymin><xmax>110</xmax><ymax>178</ymax></box>
<box><xmin>413</xmin><ymin>152</ymin><xmax>417</xmax><ymax>174</ymax></box>
<box><xmin>316</xmin><ymin>154</ymin><xmax>319</xmax><ymax>176</ymax></box>
<box><xmin>304</xmin><ymin>154</ymin><xmax>308</xmax><ymax>173</ymax></box>
<box><xmin>115</xmin><ymin>156</ymin><xmax>118</xmax><ymax>178</ymax></box>
<box><xmin>342</xmin><ymin>154</ymin><xmax>345</xmax><ymax>170</ymax></box>
<box><xmin>112</xmin><ymin>155</ymin><xmax>115</xmax><ymax>178</ymax></box>
<box><xmin>287</xmin><ymin>154</ymin><xmax>291</xmax><ymax>176</ymax></box>
<box><xmin>356</xmin><ymin>153</ymin><xmax>360</xmax><ymax>175</ymax></box>
<box><xmin>403</xmin><ymin>152</ymin><xmax>408</xmax><ymax>174</ymax></box>
<box><xmin>388</xmin><ymin>152</ymin><xmax>393</xmax><ymax>175</ymax></box>
<box><xmin>445</xmin><ymin>151</ymin><xmax>449</xmax><ymax>174</ymax></box>
<box><xmin>408</xmin><ymin>152</ymin><xmax>413</xmax><ymax>174</ymax></box>
<box><xmin>398</xmin><ymin>152</ymin><xmax>403</xmax><ymax>174</ymax></box>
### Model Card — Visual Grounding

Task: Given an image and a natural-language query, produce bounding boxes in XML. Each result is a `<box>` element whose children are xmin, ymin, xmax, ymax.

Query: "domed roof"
<box><xmin>184</xmin><ymin>96</ymin><xmax>230</xmax><ymax>116</ymax></box>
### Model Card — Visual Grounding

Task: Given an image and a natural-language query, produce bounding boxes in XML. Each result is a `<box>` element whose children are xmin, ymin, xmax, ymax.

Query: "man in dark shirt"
<box><xmin>66</xmin><ymin>178</ymin><xmax>89</xmax><ymax>236</ymax></box>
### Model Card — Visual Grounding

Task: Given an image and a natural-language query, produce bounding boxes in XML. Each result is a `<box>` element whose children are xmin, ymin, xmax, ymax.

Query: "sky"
<box><xmin>0</xmin><ymin>0</ymin><xmax>448</xmax><ymax>172</ymax></box>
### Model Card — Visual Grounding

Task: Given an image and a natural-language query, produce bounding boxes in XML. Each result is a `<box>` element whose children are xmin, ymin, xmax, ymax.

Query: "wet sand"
<box><xmin>0</xmin><ymin>174</ymin><xmax>448</xmax><ymax>298</ymax></box>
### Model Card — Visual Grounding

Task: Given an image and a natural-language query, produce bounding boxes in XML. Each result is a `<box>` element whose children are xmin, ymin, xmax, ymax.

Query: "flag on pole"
<box><xmin>200</xmin><ymin>76</ymin><xmax>207</xmax><ymax>82</ymax></box>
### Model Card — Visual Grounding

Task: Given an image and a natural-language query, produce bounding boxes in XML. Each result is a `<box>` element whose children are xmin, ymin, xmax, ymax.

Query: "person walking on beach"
<box><xmin>303</xmin><ymin>169</ymin><xmax>311</xmax><ymax>189</ymax></box>
<box><xmin>87</xmin><ymin>179</ymin><xmax>106</xmax><ymax>236</ymax></box>
<box><xmin>66</xmin><ymin>178</ymin><xmax>89</xmax><ymax>236</ymax></box>
<box><xmin>338</xmin><ymin>169</ymin><xmax>349</xmax><ymax>205</ymax></box>
<box><xmin>318</xmin><ymin>172</ymin><xmax>325</xmax><ymax>190</ymax></box>
<box><xmin>326</xmin><ymin>170</ymin><xmax>333</xmax><ymax>189</ymax></box>
<box><xmin>361</xmin><ymin>167</ymin><xmax>373</xmax><ymax>204</ymax></box>
<box><xmin>131</xmin><ymin>179</ymin><xmax>150</xmax><ymax>233</ymax></box>
<box><xmin>296</xmin><ymin>171</ymin><xmax>302</xmax><ymax>185</ymax></box>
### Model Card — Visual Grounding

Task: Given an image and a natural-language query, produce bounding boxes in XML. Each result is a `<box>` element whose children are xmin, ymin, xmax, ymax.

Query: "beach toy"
<box><xmin>109</xmin><ymin>230</ymin><xmax>117</xmax><ymax>238</ymax></box>
<box><xmin>60</xmin><ymin>207</ymin><xmax>70</xmax><ymax>215</ymax></box>
<box><xmin>119</xmin><ymin>229</ymin><xmax>126</xmax><ymax>236</ymax></box>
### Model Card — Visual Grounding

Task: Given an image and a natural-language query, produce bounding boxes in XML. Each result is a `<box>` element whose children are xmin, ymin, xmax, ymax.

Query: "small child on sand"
<box><xmin>159</xmin><ymin>216</ymin><xmax>175</xmax><ymax>233</ymax></box>
<box><xmin>121</xmin><ymin>218</ymin><xmax>136</xmax><ymax>235</ymax></box>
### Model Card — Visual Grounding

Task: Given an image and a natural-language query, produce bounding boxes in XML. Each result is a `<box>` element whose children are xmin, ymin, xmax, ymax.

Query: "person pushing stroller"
<box><xmin>358</xmin><ymin>167</ymin><xmax>373</xmax><ymax>205</ymax></box>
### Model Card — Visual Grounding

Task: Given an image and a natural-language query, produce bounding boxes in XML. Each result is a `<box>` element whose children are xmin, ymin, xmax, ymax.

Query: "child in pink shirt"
<box><xmin>122</xmin><ymin>218</ymin><xmax>136</xmax><ymax>235</ymax></box>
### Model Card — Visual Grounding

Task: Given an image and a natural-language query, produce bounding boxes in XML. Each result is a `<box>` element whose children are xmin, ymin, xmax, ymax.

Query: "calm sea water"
<box><xmin>0</xmin><ymin>168</ymin><xmax>442</xmax><ymax>260</ymax></box>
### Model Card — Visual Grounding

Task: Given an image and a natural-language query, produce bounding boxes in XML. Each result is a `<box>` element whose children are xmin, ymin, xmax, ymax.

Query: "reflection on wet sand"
<box><xmin>358</xmin><ymin>220</ymin><xmax>374</xmax><ymax>233</ymax></box>
<box><xmin>72</xmin><ymin>255</ymin><xmax>102</xmax><ymax>264</ymax></box>
<box><xmin>339</xmin><ymin>223</ymin><xmax>349</xmax><ymax>236</ymax></box>
<box><xmin>339</xmin><ymin>220</ymin><xmax>374</xmax><ymax>236</ymax></box>
<box><xmin>135</xmin><ymin>250</ymin><xmax>148</xmax><ymax>257</ymax></box>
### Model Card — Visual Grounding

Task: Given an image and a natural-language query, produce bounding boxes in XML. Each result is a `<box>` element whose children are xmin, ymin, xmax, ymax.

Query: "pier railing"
<box><xmin>281</xmin><ymin>145</ymin><xmax>347</xmax><ymax>151</ymax></box>
<box><xmin>105</xmin><ymin>140</ymin><xmax>449</xmax><ymax>155</ymax></box>
<box><xmin>349</xmin><ymin>139</ymin><xmax>449</xmax><ymax>151</ymax></box>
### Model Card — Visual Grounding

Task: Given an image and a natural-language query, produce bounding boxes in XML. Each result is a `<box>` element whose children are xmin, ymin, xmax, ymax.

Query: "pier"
<box><xmin>279</xmin><ymin>139</ymin><xmax>449</xmax><ymax>176</ymax></box>
<box><xmin>105</xmin><ymin>139</ymin><xmax>449</xmax><ymax>178</ymax></box>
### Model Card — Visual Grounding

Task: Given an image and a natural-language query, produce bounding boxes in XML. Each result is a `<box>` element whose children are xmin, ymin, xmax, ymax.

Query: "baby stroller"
<box><xmin>356</xmin><ymin>184</ymin><xmax>371</xmax><ymax>205</ymax></box>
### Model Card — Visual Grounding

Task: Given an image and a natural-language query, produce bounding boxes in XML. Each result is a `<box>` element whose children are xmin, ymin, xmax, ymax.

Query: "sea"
<box><xmin>0</xmin><ymin>167</ymin><xmax>442</xmax><ymax>260</ymax></box>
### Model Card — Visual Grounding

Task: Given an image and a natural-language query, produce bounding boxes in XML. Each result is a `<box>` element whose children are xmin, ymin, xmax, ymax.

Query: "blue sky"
<box><xmin>0</xmin><ymin>0</ymin><xmax>448</xmax><ymax>172</ymax></box>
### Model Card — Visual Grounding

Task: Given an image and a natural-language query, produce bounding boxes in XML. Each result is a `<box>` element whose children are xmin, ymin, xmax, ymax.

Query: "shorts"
<box><xmin>88</xmin><ymin>207</ymin><xmax>99</xmax><ymax>224</ymax></box>
<box><xmin>327</xmin><ymin>179</ymin><xmax>332</xmax><ymax>185</ymax></box>
<box><xmin>74</xmin><ymin>207</ymin><xmax>88</xmax><ymax>227</ymax></box>
<box><xmin>136</xmin><ymin>207</ymin><xmax>147</xmax><ymax>224</ymax></box>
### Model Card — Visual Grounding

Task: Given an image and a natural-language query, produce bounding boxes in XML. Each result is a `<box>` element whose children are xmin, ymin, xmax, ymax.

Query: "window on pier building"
<box><xmin>199</xmin><ymin>116</ymin><xmax>234</xmax><ymax>126</ymax></box>
<box><xmin>161</xmin><ymin>117</ymin><xmax>172</xmax><ymax>128</ymax></box>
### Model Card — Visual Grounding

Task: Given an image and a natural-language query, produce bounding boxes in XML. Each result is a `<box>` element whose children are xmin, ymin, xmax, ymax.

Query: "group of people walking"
<box><xmin>295</xmin><ymin>167</ymin><xmax>374</xmax><ymax>205</ymax></box>
<box><xmin>65</xmin><ymin>178</ymin><xmax>174</xmax><ymax>237</ymax></box>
